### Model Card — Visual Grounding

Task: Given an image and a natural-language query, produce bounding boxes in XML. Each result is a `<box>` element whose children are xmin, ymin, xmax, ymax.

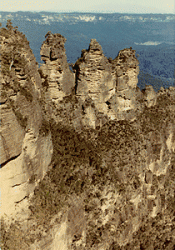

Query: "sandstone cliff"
<box><xmin>0</xmin><ymin>22</ymin><xmax>53</xmax><ymax>219</ymax></box>
<box><xmin>0</xmin><ymin>23</ymin><xmax>175</xmax><ymax>250</ymax></box>
<box><xmin>40</xmin><ymin>32</ymin><xmax>75</xmax><ymax>103</ymax></box>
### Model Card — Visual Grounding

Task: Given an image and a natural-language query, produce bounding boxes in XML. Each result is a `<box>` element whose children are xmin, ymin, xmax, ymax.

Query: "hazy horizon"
<box><xmin>1</xmin><ymin>10</ymin><xmax>175</xmax><ymax>15</ymax></box>
<box><xmin>0</xmin><ymin>0</ymin><xmax>174</xmax><ymax>14</ymax></box>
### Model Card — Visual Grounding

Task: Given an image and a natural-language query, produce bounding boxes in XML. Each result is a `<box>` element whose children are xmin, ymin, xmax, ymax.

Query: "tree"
<box><xmin>6</xmin><ymin>19</ymin><xmax>13</xmax><ymax>31</ymax></box>
<box><xmin>14</xmin><ymin>26</ymin><xmax>19</xmax><ymax>33</ymax></box>
<box><xmin>108</xmin><ymin>57</ymin><xmax>113</xmax><ymax>63</ymax></box>
<box><xmin>45</xmin><ymin>31</ymin><xmax>52</xmax><ymax>38</ymax></box>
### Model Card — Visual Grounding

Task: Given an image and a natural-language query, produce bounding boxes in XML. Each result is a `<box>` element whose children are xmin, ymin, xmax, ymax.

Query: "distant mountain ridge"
<box><xmin>1</xmin><ymin>11</ymin><xmax>175</xmax><ymax>24</ymax></box>
<box><xmin>138</xmin><ymin>70</ymin><xmax>174</xmax><ymax>91</ymax></box>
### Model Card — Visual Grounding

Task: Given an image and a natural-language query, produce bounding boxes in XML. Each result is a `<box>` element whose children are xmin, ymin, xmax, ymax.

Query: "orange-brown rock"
<box><xmin>40</xmin><ymin>32</ymin><xmax>75</xmax><ymax>103</ymax></box>
<box><xmin>0</xmin><ymin>23</ymin><xmax>53</xmax><ymax>219</ymax></box>
<box><xmin>73</xmin><ymin>42</ymin><xmax>142</xmax><ymax>124</ymax></box>
<box><xmin>142</xmin><ymin>84</ymin><xmax>157</xmax><ymax>107</ymax></box>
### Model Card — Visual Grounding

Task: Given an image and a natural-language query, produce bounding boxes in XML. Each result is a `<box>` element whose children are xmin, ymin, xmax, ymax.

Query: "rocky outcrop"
<box><xmin>39</xmin><ymin>37</ymin><xmax>143</xmax><ymax>132</ymax></box>
<box><xmin>0</xmin><ymin>25</ymin><xmax>43</xmax><ymax>166</ymax></box>
<box><xmin>142</xmin><ymin>84</ymin><xmax>157</xmax><ymax>107</ymax></box>
<box><xmin>108</xmin><ymin>48</ymin><xmax>142</xmax><ymax>120</ymax></box>
<box><xmin>72</xmin><ymin>41</ymin><xmax>143</xmax><ymax>125</ymax></box>
<box><xmin>40</xmin><ymin>32</ymin><xmax>75</xmax><ymax>103</ymax></box>
<box><xmin>0</xmin><ymin>101</ymin><xmax>25</xmax><ymax>165</ymax></box>
<box><xmin>0</xmin><ymin>23</ymin><xmax>53</xmax><ymax>219</ymax></box>
<box><xmin>38</xmin><ymin>35</ymin><xmax>157</xmax><ymax>132</ymax></box>
<box><xmin>74</xmin><ymin>39</ymin><xmax>116</xmax><ymax>107</ymax></box>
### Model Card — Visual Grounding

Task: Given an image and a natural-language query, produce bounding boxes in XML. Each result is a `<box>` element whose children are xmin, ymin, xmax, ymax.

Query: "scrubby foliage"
<box><xmin>29</xmin><ymin>121</ymin><xmax>101</xmax><ymax>221</ymax></box>
<box><xmin>0</xmin><ymin>218</ymin><xmax>35</xmax><ymax>250</ymax></box>
<box><xmin>28</xmin><ymin>117</ymin><xmax>145</xmax><ymax>231</ymax></box>
<box><xmin>26</xmin><ymin>90</ymin><xmax>175</xmax><ymax>249</ymax></box>
<box><xmin>39</xmin><ymin>118</ymin><xmax>51</xmax><ymax>136</ymax></box>
<box><xmin>0</xmin><ymin>21</ymin><xmax>29</xmax><ymax>76</ymax></box>
<box><xmin>138</xmin><ymin>91</ymin><xmax>175</xmax><ymax>134</ymax></box>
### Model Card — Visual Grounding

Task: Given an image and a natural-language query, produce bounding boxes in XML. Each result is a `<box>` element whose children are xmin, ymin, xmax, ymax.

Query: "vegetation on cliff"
<box><xmin>27</xmin><ymin>90</ymin><xmax>174</xmax><ymax>249</ymax></box>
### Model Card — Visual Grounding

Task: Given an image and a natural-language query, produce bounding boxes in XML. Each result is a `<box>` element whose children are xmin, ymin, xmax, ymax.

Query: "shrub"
<box><xmin>39</xmin><ymin>119</ymin><xmax>50</xmax><ymax>136</ymax></box>
<box><xmin>13</xmin><ymin>109</ymin><xmax>28</xmax><ymax>129</ymax></box>
<box><xmin>19</xmin><ymin>87</ymin><xmax>33</xmax><ymax>102</ymax></box>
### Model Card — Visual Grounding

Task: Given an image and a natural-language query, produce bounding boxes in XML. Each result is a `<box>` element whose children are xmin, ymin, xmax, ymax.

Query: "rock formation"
<box><xmin>74</xmin><ymin>39</ymin><xmax>116</xmax><ymax>110</ymax></box>
<box><xmin>73</xmin><ymin>41</ymin><xmax>142</xmax><ymax>124</ymax></box>
<box><xmin>0</xmin><ymin>24</ymin><xmax>175</xmax><ymax>250</ymax></box>
<box><xmin>0</xmin><ymin>23</ymin><xmax>53</xmax><ymax>219</ymax></box>
<box><xmin>40</xmin><ymin>32</ymin><xmax>75</xmax><ymax>103</ymax></box>
<box><xmin>142</xmin><ymin>84</ymin><xmax>157</xmax><ymax>107</ymax></box>
<box><xmin>39</xmin><ymin>37</ymin><xmax>144</xmax><ymax>131</ymax></box>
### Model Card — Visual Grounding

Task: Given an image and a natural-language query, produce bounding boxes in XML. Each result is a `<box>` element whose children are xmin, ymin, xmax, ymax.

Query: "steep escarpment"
<box><xmin>74</xmin><ymin>39</ymin><xmax>116</xmax><ymax>106</ymax></box>
<box><xmin>0</xmin><ymin>22</ymin><xmax>53</xmax><ymax>218</ymax></box>
<box><xmin>0</xmin><ymin>23</ymin><xmax>175</xmax><ymax>250</ymax></box>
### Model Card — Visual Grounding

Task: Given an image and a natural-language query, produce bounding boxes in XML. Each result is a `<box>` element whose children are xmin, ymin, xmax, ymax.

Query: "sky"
<box><xmin>0</xmin><ymin>0</ymin><xmax>174</xmax><ymax>14</ymax></box>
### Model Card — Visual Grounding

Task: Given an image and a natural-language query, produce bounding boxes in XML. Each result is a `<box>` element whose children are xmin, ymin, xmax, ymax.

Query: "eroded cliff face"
<box><xmin>2</xmin><ymin>88</ymin><xmax>174</xmax><ymax>250</ymax></box>
<box><xmin>111</xmin><ymin>48</ymin><xmax>142</xmax><ymax>119</ymax></box>
<box><xmin>0</xmin><ymin>26</ymin><xmax>175</xmax><ymax>250</ymax></box>
<box><xmin>40</xmin><ymin>32</ymin><xmax>75</xmax><ymax>103</ymax></box>
<box><xmin>74</xmin><ymin>39</ymin><xmax>116</xmax><ymax>111</ymax></box>
<box><xmin>0</xmin><ymin>24</ymin><xmax>53</xmax><ymax>219</ymax></box>
<box><xmin>39</xmin><ymin>36</ymin><xmax>144</xmax><ymax>131</ymax></box>
<box><xmin>73</xmin><ymin>41</ymin><xmax>142</xmax><ymax>124</ymax></box>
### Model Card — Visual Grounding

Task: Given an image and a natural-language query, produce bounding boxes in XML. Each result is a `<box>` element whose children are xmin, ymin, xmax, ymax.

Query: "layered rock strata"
<box><xmin>40</xmin><ymin>32</ymin><xmax>75</xmax><ymax>103</ymax></box>
<box><xmin>73</xmin><ymin>40</ymin><xmax>143</xmax><ymax>125</ymax></box>
<box><xmin>0</xmin><ymin>24</ymin><xmax>53</xmax><ymax>218</ymax></box>
<box><xmin>109</xmin><ymin>48</ymin><xmax>142</xmax><ymax>120</ymax></box>
<box><xmin>74</xmin><ymin>39</ymin><xmax>116</xmax><ymax>108</ymax></box>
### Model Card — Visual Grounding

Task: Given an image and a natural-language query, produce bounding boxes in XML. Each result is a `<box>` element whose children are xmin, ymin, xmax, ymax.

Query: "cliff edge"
<box><xmin>0</xmin><ymin>21</ymin><xmax>53</xmax><ymax>219</ymax></box>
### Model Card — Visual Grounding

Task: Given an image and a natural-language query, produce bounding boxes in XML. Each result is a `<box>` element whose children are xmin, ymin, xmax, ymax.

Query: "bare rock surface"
<box><xmin>0</xmin><ymin>22</ymin><xmax>53</xmax><ymax>219</ymax></box>
<box><xmin>72</xmin><ymin>42</ymin><xmax>143</xmax><ymax>125</ymax></box>
<box><xmin>74</xmin><ymin>39</ymin><xmax>116</xmax><ymax>104</ymax></box>
<box><xmin>142</xmin><ymin>84</ymin><xmax>157</xmax><ymax>107</ymax></box>
<box><xmin>40</xmin><ymin>32</ymin><xmax>75</xmax><ymax>102</ymax></box>
<box><xmin>0</xmin><ymin>104</ymin><xmax>25</xmax><ymax>164</ymax></box>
